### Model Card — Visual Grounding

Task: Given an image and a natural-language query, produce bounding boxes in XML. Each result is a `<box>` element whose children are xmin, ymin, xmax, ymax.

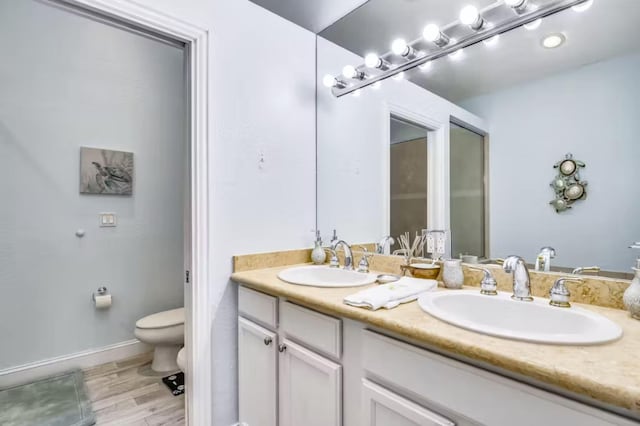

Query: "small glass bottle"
<box><xmin>443</xmin><ymin>259</ymin><xmax>464</xmax><ymax>289</ymax></box>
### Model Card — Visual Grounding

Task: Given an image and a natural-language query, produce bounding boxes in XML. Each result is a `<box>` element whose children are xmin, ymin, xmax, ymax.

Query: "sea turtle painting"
<box><xmin>80</xmin><ymin>147</ymin><xmax>134</xmax><ymax>195</ymax></box>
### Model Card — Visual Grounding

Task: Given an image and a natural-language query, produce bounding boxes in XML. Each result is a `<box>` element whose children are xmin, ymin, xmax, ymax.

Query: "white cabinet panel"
<box><xmin>238</xmin><ymin>286</ymin><xmax>278</xmax><ymax>329</ymax></box>
<box><xmin>279</xmin><ymin>338</ymin><xmax>342</xmax><ymax>426</ymax></box>
<box><xmin>362</xmin><ymin>379</ymin><xmax>455</xmax><ymax>426</ymax></box>
<box><xmin>238</xmin><ymin>317</ymin><xmax>277</xmax><ymax>426</ymax></box>
<box><xmin>280</xmin><ymin>300</ymin><xmax>342</xmax><ymax>359</ymax></box>
<box><xmin>362</xmin><ymin>329</ymin><xmax>635</xmax><ymax>426</ymax></box>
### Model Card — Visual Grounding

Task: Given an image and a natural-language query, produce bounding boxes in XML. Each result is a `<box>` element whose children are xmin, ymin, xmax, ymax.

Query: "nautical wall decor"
<box><xmin>549</xmin><ymin>153</ymin><xmax>587</xmax><ymax>213</ymax></box>
<box><xmin>80</xmin><ymin>147</ymin><xmax>134</xmax><ymax>195</ymax></box>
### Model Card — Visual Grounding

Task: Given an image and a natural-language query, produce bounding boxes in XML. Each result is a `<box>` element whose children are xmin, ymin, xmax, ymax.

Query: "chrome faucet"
<box><xmin>535</xmin><ymin>246</ymin><xmax>556</xmax><ymax>272</ymax></box>
<box><xmin>503</xmin><ymin>255</ymin><xmax>533</xmax><ymax>301</ymax></box>
<box><xmin>571</xmin><ymin>266</ymin><xmax>601</xmax><ymax>275</ymax></box>
<box><xmin>331</xmin><ymin>239</ymin><xmax>354</xmax><ymax>271</ymax></box>
<box><xmin>376</xmin><ymin>235</ymin><xmax>395</xmax><ymax>254</ymax></box>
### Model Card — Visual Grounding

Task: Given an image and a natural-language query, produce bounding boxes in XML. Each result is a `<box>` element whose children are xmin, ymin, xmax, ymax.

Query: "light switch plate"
<box><xmin>99</xmin><ymin>213</ymin><xmax>117</xmax><ymax>227</ymax></box>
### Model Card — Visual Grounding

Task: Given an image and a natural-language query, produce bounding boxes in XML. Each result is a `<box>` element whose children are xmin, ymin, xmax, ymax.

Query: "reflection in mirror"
<box><xmin>390</xmin><ymin>117</ymin><xmax>428</xmax><ymax>254</ymax></box>
<box><xmin>450</xmin><ymin>123</ymin><xmax>486</xmax><ymax>260</ymax></box>
<box><xmin>317</xmin><ymin>0</ymin><xmax>640</xmax><ymax>278</ymax></box>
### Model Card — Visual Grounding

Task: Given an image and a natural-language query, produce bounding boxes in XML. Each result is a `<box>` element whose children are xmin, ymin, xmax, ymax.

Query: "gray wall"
<box><xmin>0</xmin><ymin>1</ymin><xmax>186</xmax><ymax>369</ymax></box>
<box><xmin>462</xmin><ymin>51</ymin><xmax>640</xmax><ymax>271</ymax></box>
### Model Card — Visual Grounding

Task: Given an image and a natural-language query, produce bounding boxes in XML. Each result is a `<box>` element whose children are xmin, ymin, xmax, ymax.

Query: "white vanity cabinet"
<box><xmin>238</xmin><ymin>286</ymin><xmax>343</xmax><ymax>426</ymax></box>
<box><xmin>236</xmin><ymin>284</ymin><xmax>637</xmax><ymax>426</ymax></box>
<box><xmin>238</xmin><ymin>317</ymin><xmax>277</xmax><ymax>426</ymax></box>
<box><xmin>279</xmin><ymin>339</ymin><xmax>342</xmax><ymax>426</ymax></box>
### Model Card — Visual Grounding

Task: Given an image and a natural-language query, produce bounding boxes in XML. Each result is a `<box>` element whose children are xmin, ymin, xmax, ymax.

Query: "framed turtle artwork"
<box><xmin>79</xmin><ymin>147</ymin><xmax>134</xmax><ymax>195</ymax></box>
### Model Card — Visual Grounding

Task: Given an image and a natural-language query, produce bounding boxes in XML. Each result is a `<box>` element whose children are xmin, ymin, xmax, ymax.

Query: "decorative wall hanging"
<box><xmin>549</xmin><ymin>153</ymin><xmax>587</xmax><ymax>213</ymax></box>
<box><xmin>80</xmin><ymin>147</ymin><xmax>134</xmax><ymax>195</ymax></box>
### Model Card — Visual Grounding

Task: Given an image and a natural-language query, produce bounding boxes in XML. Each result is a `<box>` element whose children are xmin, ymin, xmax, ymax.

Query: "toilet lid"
<box><xmin>136</xmin><ymin>307</ymin><xmax>185</xmax><ymax>329</ymax></box>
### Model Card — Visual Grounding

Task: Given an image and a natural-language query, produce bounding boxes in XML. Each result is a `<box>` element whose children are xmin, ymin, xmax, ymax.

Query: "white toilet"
<box><xmin>134</xmin><ymin>307</ymin><xmax>185</xmax><ymax>372</ymax></box>
<box><xmin>176</xmin><ymin>347</ymin><xmax>186</xmax><ymax>372</ymax></box>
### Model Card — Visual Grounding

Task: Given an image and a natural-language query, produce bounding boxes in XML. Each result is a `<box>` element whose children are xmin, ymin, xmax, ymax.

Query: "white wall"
<box><xmin>120</xmin><ymin>0</ymin><xmax>317</xmax><ymax>424</ymax></box>
<box><xmin>462</xmin><ymin>51</ymin><xmax>640</xmax><ymax>271</ymax></box>
<box><xmin>0</xmin><ymin>1</ymin><xmax>185</xmax><ymax>370</ymax></box>
<box><xmin>317</xmin><ymin>37</ymin><xmax>486</xmax><ymax>246</ymax></box>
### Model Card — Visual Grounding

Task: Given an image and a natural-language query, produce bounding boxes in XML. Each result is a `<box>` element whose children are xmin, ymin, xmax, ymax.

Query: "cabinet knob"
<box><xmin>263</xmin><ymin>337</ymin><xmax>272</xmax><ymax>346</ymax></box>
<box><xmin>278</xmin><ymin>343</ymin><xmax>287</xmax><ymax>353</ymax></box>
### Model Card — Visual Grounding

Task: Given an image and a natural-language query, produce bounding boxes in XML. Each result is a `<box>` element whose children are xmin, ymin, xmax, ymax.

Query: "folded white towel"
<box><xmin>344</xmin><ymin>277</ymin><xmax>437</xmax><ymax>310</ymax></box>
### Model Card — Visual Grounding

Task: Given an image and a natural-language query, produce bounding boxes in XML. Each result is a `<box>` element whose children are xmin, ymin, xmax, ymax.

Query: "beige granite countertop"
<box><xmin>231</xmin><ymin>264</ymin><xmax>640</xmax><ymax>416</ymax></box>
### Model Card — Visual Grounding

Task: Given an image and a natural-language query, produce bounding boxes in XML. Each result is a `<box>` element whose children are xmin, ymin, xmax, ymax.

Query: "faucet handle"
<box><xmin>571</xmin><ymin>266</ymin><xmax>600</xmax><ymax>275</ymax></box>
<box><xmin>549</xmin><ymin>277</ymin><xmax>583</xmax><ymax>308</ymax></box>
<box><xmin>325</xmin><ymin>247</ymin><xmax>339</xmax><ymax>268</ymax></box>
<box><xmin>468</xmin><ymin>266</ymin><xmax>498</xmax><ymax>296</ymax></box>
<box><xmin>357</xmin><ymin>246</ymin><xmax>373</xmax><ymax>273</ymax></box>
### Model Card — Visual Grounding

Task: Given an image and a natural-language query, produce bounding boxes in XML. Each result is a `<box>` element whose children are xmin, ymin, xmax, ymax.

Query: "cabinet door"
<box><xmin>279</xmin><ymin>338</ymin><xmax>342</xmax><ymax>426</ymax></box>
<box><xmin>238</xmin><ymin>317</ymin><xmax>277</xmax><ymax>426</ymax></box>
<box><xmin>362</xmin><ymin>379</ymin><xmax>455</xmax><ymax>426</ymax></box>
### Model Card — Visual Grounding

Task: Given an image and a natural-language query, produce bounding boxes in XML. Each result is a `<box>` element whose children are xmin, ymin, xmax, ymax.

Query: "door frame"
<box><xmin>382</xmin><ymin>102</ymin><xmax>447</xmax><ymax>252</ymax></box>
<box><xmin>59</xmin><ymin>0</ymin><xmax>211</xmax><ymax>424</ymax></box>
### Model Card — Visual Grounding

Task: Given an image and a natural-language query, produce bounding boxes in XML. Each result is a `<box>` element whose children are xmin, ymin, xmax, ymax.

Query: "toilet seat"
<box><xmin>136</xmin><ymin>307</ymin><xmax>184</xmax><ymax>329</ymax></box>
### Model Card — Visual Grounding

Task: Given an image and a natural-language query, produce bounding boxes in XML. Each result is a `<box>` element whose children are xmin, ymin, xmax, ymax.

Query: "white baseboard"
<box><xmin>0</xmin><ymin>339</ymin><xmax>151</xmax><ymax>388</ymax></box>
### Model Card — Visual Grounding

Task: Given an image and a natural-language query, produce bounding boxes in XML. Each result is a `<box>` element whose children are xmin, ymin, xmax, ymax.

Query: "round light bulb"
<box><xmin>523</xmin><ymin>18</ymin><xmax>542</xmax><ymax>30</ymax></box>
<box><xmin>342</xmin><ymin>65</ymin><xmax>357</xmax><ymax>79</ymax></box>
<box><xmin>572</xmin><ymin>0</ymin><xmax>593</xmax><ymax>12</ymax></box>
<box><xmin>364</xmin><ymin>53</ymin><xmax>381</xmax><ymax>69</ymax></box>
<box><xmin>423</xmin><ymin>24</ymin><xmax>441</xmax><ymax>42</ymax></box>
<box><xmin>541</xmin><ymin>33</ymin><xmax>565</xmax><ymax>49</ymax></box>
<box><xmin>460</xmin><ymin>5</ymin><xmax>480</xmax><ymax>26</ymax></box>
<box><xmin>322</xmin><ymin>74</ymin><xmax>336</xmax><ymax>88</ymax></box>
<box><xmin>391</xmin><ymin>39</ymin><xmax>409</xmax><ymax>56</ymax></box>
<box><xmin>393</xmin><ymin>71</ymin><xmax>405</xmax><ymax>81</ymax></box>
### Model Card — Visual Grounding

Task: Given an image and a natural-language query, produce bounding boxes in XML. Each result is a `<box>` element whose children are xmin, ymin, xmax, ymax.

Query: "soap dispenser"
<box><xmin>311</xmin><ymin>230</ymin><xmax>327</xmax><ymax>265</ymax></box>
<box><xmin>623</xmin><ymin>242</ymin><xmax>640</xmax><ymax>319</ymax></box>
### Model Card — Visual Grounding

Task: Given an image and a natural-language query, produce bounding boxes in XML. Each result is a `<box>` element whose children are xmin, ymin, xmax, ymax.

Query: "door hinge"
<box><xmin>185</xmin><ymin>270</ymin><xmax>190</xmax><ymax>284</ymax></box>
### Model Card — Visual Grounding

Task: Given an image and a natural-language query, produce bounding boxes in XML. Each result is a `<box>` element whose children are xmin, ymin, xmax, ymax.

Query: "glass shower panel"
<box><xmin>450</xmin><ymin>123</ymin><xmax>486</xmax><ymax>259</ymax></box>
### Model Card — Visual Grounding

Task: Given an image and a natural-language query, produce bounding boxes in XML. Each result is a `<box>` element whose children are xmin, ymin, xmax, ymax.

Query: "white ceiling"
<box><xmin>248</xmin><ymin>0</ymin><xmax>368</xmax><ymax>33</ymax></box>
<box><xmin>319</xmin><ymin>0</ymin><xmax>640</xmax><ymax>101</ymax></box>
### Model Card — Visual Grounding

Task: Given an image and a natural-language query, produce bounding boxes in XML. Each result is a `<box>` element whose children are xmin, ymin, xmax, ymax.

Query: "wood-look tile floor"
<box><xmin>84</xmin><ymin>353</ymin><xmax>185</xmax><ymax>426</ymax></box>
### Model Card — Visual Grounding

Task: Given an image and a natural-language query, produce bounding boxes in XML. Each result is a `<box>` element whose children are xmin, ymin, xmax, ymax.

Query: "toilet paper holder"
<box><xmin>92</xmin><ymin>286</ymin><xmax>108</xmax><ymax>302</ymax></box>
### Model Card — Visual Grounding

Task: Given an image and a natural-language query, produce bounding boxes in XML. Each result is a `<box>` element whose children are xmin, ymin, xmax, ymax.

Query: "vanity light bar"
<box><xmin>329</xmin><ymin>0</ymin><xmax>592</xmax><ymax>97</ymax></box>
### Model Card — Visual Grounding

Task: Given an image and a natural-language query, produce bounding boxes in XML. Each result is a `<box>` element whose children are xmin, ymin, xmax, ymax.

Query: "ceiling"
<box><xmin>248</xmin><ymin>0</ymin><xmax>368</xmax><ymax>33</ymax></box>
<box><xmin>319</xmin><ymin>0</ymin><xmax>640</xmax><ymax>101</ymax></box>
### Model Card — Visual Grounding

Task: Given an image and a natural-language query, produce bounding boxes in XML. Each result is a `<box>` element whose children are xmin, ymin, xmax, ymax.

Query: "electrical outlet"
<box><xmin>436</xmin><ymin>234</ymin><xmax>446</xmax><ymax>254</ymax></box>
<box><xmin>426</xmin><ymin>234</ymin><xmax>435</xmax><ymax>254</ymax></box>
<box><xmin>99</xmin><ymin>213</ymin><xmax>117</xmax><ymax>227</ymax></box>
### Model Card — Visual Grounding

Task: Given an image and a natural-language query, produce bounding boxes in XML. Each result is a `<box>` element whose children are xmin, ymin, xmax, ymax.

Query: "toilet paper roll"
<box><xmin>94</xmin><ymin>294</ymin><xmax>112</xmax><ymax>309</ymax></box>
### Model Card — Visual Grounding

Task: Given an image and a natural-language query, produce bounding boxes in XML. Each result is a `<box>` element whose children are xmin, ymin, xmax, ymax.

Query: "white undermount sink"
<box><xmin>277</xmin><ymin>265</ymin><xmax>377</xmax><ymax>288</ymax></box>
<box><xmin>418</xmin><ymin>290</ymin><xmax>622</xmax><ymax>345</ymax></box>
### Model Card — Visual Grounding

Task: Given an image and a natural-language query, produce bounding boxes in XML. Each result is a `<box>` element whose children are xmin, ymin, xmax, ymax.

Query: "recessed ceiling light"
<box><xmin>524</xmin><ymin>18</ymin><xmax>542</xmax><ymax>30</ymax></box>
<box><xmin>541</xmin><ymin>33</ymin><xmax>566</xmax><ymax>49</ymax></box>
<box><xmin>572</xmin><ymin>0</ymin><xmax>593</xmax><ymax>12</ymax></box>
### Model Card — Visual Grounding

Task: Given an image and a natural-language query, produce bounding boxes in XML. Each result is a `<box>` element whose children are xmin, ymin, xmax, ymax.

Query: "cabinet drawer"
<box><xmin>362</xmin><ymin>379</ymin><xmax>455</xmax><ymax>426</ymax></box>
<box><xmin>238</xmin><ymin>286</ymin><xmax>278</xmax><ymax>329</ymax></box>
<box><xmin>362</xmin><ymin>330</ymin><xmax>634</xmax><ymax>426</ymax></box>
<box><xmin>280</xmin><ymin>301</ymin><xmax>342</xmax><ymax>359</ymax></box>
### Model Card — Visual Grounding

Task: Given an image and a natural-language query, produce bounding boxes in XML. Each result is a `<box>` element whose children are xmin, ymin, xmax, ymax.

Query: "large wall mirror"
<box><xmin>316</xmin><ymin>0</ymin><xmax>640</xmax><ymax>278</ymax></box>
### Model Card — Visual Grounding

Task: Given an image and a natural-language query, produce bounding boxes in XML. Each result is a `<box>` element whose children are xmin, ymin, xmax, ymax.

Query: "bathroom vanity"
<box><xmin>232</xmin><ymin>263</ymin><xmax>640</xmax><ymax>426</ymax></box>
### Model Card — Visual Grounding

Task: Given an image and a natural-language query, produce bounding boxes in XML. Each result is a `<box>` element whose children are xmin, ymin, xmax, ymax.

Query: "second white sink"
<box><xmin>418</xmin><ymin>290</ymin><xmax>622</xmax><ymax>345</ymax></box>
<box><xmin>278</xmin><ymin>265</ymin><xmax>377</xmax><ymax>288</ymax></box>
